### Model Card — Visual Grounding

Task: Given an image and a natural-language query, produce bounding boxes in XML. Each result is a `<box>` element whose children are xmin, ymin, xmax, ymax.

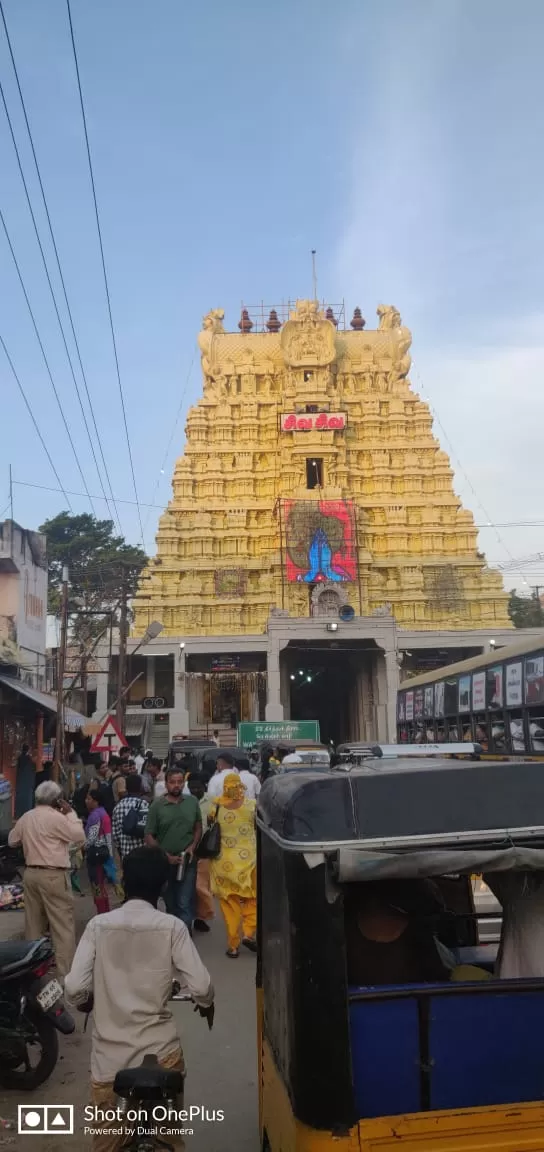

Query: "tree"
<box><xmin>508</xmin><ymin>589</ymin><xmax>544</xmax><ymax>628</ymax></box>
<box><xmin>39</xmin><ymin>512</ymin><xmax>147</xmax><ymax>707</ymax></box>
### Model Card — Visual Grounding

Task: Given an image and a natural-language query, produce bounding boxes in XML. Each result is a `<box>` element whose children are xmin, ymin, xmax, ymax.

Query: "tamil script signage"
<box><xmin>237</xmin><ymin>720</ymin><xmax>320</xmax><ymax>748</ymax></box>
<box><xmin>211</xmin><ymin>655</ymin><xmax>241</xmax><ymax>671</ymax></box>
<box><xmin>280</xmin><ymin>412</ymin><xmax>346</xmax><ymax>433</ymax></box>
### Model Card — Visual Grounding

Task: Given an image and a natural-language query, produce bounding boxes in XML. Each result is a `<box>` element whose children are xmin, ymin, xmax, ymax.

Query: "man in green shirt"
<box><xmin>145</xmin><ymin>768</ymin><xmax>202</xmax><ymax>931</ymax></box>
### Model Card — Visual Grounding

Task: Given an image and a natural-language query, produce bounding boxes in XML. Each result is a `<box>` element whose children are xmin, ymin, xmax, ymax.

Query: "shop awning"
<box><xmin>0</xmin><ymin>675</ymin><xmax>87</xmax><ymax>730</ymax></box>
<box><xmin>125</xmin><ymin>715</ymin><xmax>145</xmax><ymax>737</ymax></box>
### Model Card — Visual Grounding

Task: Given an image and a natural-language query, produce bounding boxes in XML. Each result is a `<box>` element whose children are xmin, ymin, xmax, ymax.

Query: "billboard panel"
<box><xmin>284</xmin><ymin>500</ymin><xmax>357</xmax><ymax>584</ymax></box>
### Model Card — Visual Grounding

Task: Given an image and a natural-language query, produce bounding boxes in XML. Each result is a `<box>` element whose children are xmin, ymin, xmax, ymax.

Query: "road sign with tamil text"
<box><xmin>237</xmin><ymin>720</ymin><xmax>320</xmax><ymax>749</ymax></box>
<box><xmin>90</xmin><ymin>715</ymin><xmax>128</xmax><ymax>754</ymax></box>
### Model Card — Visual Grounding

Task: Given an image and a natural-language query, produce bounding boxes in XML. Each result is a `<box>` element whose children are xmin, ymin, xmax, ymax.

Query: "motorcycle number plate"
<box><xmin>36</xmin><ymin>979</ymin><xmax>63</xmax><ymax>1011</ymax></box>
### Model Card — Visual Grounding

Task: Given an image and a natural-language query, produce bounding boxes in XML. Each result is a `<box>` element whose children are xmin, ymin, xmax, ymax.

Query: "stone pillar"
<box><xmin>373</xmin><ymin>648</ymin><xmax>400</xmax><ymax>742</ymax></box>
<box><xmin>384</xmin><ymin>649</ymin><xmax>400</xmax><ymax>741</ymax></box>
<box><xmin>265</xmin><ymin>641</ymin><xmax>284</xmax><ymax>721</ymax></box>
<box><xmin>170</xmin><ymin>650</ymin><xmax>190</xmax><ymax>740</ymax></box>
<box><xmin>146</xmin><ymin>657</ymin><xmax>155</xmax><ymax>697</ymax></box>
<box><xmin>280</xmin><ymin>661</ymin><xmax>292</xmax><ymax>720</ymax></box>
<box><xmin>374</xmin><ymin>651</ymin><xmax>388</xmax><ymax>742</ymax></box>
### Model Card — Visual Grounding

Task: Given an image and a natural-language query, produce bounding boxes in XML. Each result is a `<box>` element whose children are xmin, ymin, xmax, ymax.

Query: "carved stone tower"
<box><xmin>132</xmin><ymin>301</ymin><xmax>510</xmax><ymax>636</ymax></box>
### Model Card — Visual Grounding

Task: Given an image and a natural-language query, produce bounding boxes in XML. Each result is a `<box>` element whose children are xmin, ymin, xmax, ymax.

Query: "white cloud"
<box><xmin>414</xmin><ymin>316</ymin><xmax>544</xmax><ymax>590</ymax></box>
<box><xmin>333</xmin><ymin>3</ymin><xmax>544</xmax><ymax>598</ymax></box>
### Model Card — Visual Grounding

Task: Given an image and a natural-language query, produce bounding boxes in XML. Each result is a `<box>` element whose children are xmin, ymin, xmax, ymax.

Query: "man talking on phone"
<box><xmin>145</xmin><ymin>768</ymin><xmax>202</xmax><ymax>932</ymax></box>
<box><xmin>9</xmin><ymin>780</ymin><xmax>85</xmax><ymax>978</ymax></box>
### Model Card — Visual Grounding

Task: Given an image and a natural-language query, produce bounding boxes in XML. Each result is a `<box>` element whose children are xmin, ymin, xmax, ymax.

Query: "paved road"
<box><xmin>0</xmin><ymin>909</ymin><xmax>259</xmax><ymax>1151</ymax></box>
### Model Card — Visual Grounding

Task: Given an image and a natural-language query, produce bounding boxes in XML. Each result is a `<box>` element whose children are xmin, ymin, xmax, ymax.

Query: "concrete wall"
<box><xmin>0</xmin><ymin>521</ymin><xmax>47</xmax><ymax>688</ymax></box>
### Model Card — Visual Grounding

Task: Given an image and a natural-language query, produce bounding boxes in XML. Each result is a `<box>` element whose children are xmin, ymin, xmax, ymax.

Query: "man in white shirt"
<box><xmin>65</xmin><ymin>846</ymin><xmax>213</xmax><ymax>1150</ymax></box>
<box><xmin>207</xmin><ymin>753</ymin><xmax>261</xmax><ymax>801</ymax></box>
<box><xmin>134</xmin><ymin>747</ymin><xmax>146</xmax><ymax>774</ymax></box>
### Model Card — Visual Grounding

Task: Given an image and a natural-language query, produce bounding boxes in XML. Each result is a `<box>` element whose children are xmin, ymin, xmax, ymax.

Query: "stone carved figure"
<box><xmin>396</xmin><ymin>326</ymin><xmax>412</xmax><ymax>378</ymax></box>
<box><xmin>198</xmin><ymin>308</ymin><xmax>225</xmax><ymax>378</ymax></box>
<box><xmin>376</xmin><ymin>306</ymin><xmax>412</xmax><ymax>380</ymax></box>
<box><xmin>281</xmin><ymin>299</ymin><xmax>336</xmax><ymax>368</ymax></box>
<box><xmin>377</xmin><ymin>305</ymin><xmax>401</xmax><ymax>330</ymax></box>
<box><xmin>289</xmin><ymin>299</ymin><xmax>323</xmax><ymax>323</ymax></box>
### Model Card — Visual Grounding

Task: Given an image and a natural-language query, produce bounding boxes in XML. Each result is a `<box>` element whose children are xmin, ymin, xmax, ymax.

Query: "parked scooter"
<box><xmin>0</xmin><ymin>830</ymin><xmax>24</xmax><ymax>883</ymax></box>
<box><xmin>0</xmin><ymin>936</ymin><xmax>74</xmax><ymax>1089</ymax></box>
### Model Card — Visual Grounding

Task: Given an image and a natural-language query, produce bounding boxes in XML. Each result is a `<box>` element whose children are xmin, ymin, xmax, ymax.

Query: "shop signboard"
<box><xmin>237</xmin><ymin>720</ymin><xmax>320</xmax><ymax>749</ymax></box>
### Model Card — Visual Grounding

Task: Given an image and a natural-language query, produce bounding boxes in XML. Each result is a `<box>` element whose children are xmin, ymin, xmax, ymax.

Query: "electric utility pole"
<box><xmin>116</xmin><ymin>565</ymin><xmax>128</xmax><ymax>736</ymax></box>
<box><xmin>53</xmin><ymin>566</ymin><xmax>69</xmax><ymax>782</ymax></box>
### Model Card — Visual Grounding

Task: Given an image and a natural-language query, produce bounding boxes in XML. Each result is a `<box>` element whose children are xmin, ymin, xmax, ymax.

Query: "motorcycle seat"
<box><xmin>114</xmin><ymin>1055</ymin><xmax>183</xmax><ymax>1101</ymax></box>
<box><xmin>0</xmin><ymin>938</ymin><xmax>49</xmax><ymax>975</ymax></box>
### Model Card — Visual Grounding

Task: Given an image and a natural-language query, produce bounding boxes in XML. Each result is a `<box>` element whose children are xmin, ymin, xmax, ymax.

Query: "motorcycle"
<box><xmin>114</xmin><ymin>1053</ymin><xmax>185</xmax><ymax>1152</ymax></box>
<box><xmin>0</xmin><ymin>830</ymin><xmax>24</xmax><ymax>883</ymax></box>
<box><xmin>106</xmin><ymin>1004</ymin><xmax>212</xmax><ymax>1150</ymax></box>
<box><xmin>0</xmin><ymin>936</ymin><xmax>74</xmax><ymax>1090</ymax></box>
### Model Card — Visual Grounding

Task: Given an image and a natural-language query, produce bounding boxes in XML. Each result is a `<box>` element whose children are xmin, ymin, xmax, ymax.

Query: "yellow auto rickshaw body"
<box><xmin>256</xmin><ymin>759</ymin><xmax>544</xmax><ymax>1151</ymax></box>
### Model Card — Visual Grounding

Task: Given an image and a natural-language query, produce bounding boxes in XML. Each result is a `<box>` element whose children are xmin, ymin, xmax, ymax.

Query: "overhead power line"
<box><xmin>13</xmin><ymin>478</ymin><xmax>161</xmax><ymax>510</ymax></box>
<box><xmin>0</xmin><ymin>1</ymin><xmax>123</xmax><ymax>533</ymax></box>
<box><xmin>66</xmin><ymin>0</ymin><xmax>145</xmax><ymax>548</ymax></box>
<box><xmin>0</xmin><ymin>206</ymin><xmax>96</xmax><ymax>509</ymax></box>
<box><xmin>0</xmin><ymin>65</ymin><xmax>97</xmax><ymax>518</ymax></box>
<box><xmin>11</xmin><ymin>477</ymin><xmax>544</xmax><ymax>528</ymax></box>
<box><xmin>0</xmin><ymin>334</ymin><xmax>73</xmax><ymax>509</ymax></box>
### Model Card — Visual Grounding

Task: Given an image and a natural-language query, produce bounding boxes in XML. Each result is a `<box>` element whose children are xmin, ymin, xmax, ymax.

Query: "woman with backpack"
<box><xmin>111</xmin><ymin>774</ymin><xmax>150</xmax><ymax>868</ymax></box>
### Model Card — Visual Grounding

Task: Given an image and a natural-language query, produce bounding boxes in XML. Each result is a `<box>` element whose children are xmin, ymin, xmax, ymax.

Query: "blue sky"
<box><xmin>1</xmin><ymin>0</ymin><xmax>543</xmax><ymax>589</ymax></box>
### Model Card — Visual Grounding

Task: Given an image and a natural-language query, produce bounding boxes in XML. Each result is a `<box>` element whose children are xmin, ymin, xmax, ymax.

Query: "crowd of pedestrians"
<box><xmin>9</xmin><ymin>741</ymin><xmax>263</xmax><ymax>974</ymax></box>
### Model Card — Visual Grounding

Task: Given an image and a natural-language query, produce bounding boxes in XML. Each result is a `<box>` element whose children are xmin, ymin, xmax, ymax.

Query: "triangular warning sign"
<box><xmin>51</xmin><ymin>1113</ymin><xmax>68</xmax><ymax>1127</ymax></box>
<box><xmin>90</xmin><ymin>714</ymin><xmax>128</xmax><ymax>754</ymax></box>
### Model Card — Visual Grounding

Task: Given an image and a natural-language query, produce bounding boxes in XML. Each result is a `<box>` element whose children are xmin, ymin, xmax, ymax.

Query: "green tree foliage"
<box><xmin>39</xmin><ymin>512</ymin><xmax>147</xmax><ymax>646</ymax></box>
<box><xmin>508</xmin><ymin>588</ymin><xmax>544</xmax><ymax>628</ymax></box>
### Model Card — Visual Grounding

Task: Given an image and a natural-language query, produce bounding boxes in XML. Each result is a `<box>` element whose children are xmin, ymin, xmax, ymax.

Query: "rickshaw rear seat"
<box><xmin>349</xmin><ymin>982</ymin><xmax>544</xmax><ymax>1119</ymax></box>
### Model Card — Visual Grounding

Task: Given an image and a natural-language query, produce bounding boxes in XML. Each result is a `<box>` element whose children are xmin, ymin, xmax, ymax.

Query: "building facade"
<box><xmin>133</xmin><ymin>300</ymin><xmax>509</xmax><ymax>637</ymax></box>
<box><xmin>109</xmin><ymin>301</ymin><xmax>514</xmax><ymax>746</ymax></box>
<box><xmin>0</xmin><ymin>520</ymin><xmax>47</xmax><ymax>688</ymax></box>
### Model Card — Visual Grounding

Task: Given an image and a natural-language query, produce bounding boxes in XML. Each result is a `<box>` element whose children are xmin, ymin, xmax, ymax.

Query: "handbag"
<box><xmin>87</xmin><ymin>816</ymin><xmax>110</xmax><ymax>864</ymax></box>
<box><xmin>87</xmin><ymin>841</ymin><xmax>109</xmax><ymax>864</ymax></box>
<box><xmin>122</xmin><ymin>799</ymin><xmax>147</xmax><ymax>839</ymax></box>
<box><xmin>196</xmin><ymin>806</ymin><xmax>221</xmax><ymax>859</ymax></box>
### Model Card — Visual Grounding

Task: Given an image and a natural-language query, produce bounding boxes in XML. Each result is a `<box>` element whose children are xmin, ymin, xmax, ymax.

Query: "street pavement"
<box><xmin>0</xmin><ymin>898</ymin><xmax>259</xmax><ymax>1150</ymax></box>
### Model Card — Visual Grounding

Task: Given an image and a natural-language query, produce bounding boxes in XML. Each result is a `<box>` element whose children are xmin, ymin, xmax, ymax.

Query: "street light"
<box><xmin>145</xmin><ymin>620</ymin><xmax>164</xmax><ymax>642</ymax></box>
<box><xmin>132</xmin><ymin>621</ymin><xmax>164</xmax><ymax>658</ymax></box>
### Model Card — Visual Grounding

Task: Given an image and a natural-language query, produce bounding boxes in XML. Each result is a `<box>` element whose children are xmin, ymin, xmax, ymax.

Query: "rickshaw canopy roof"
<box><xmin>257</xmin><ymin>759</ymin><xmax>544</xmax><ymax>854</ymax></box>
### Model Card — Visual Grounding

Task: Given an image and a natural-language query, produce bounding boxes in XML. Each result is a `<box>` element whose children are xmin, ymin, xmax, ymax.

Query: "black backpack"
<box><xmin>122</xmin><ymin>799</ymin><xmax>147</xmax><ymax>839</ymax></box>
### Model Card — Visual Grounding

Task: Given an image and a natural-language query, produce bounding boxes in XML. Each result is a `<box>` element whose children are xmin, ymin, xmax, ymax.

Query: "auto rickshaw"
<box><xmin>256</xmin><ymin>755</ymin><xmax>544</xmax><ymax>1150</ymax></box>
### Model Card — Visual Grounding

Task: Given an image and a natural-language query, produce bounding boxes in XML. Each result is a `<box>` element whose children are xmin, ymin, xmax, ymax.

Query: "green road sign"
<box><xmin>237</xmin><ymin>720</ymin><xmax>321</xmax><ymax>749</ymax></box>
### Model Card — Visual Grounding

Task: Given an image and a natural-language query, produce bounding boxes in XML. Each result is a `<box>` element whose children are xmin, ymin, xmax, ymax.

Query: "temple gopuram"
<box><xmin>134</xmin><ymin>300</ymin><xmax>508</xmax><ymax>635</ymax></box>
<box><xmin>105</xmin><ymin>300</ymin><xmax>514</xmax><ymax>747</ymax></box>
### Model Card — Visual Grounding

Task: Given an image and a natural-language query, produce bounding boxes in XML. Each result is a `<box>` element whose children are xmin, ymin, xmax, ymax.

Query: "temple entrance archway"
<box><xmin>280</xmin><ymin>640</ymin><xmax>380</xmax><ymax>746</ymax></box>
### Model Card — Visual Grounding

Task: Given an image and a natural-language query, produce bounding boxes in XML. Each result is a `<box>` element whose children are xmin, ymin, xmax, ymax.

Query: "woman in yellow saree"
<box><xmin>210</xmin><ymin>773</ymin><xmax>257</xmax><ymax>957</ymax></box>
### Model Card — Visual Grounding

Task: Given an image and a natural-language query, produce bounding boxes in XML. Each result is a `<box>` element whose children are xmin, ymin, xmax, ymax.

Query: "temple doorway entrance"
<box><xmin>281</xmin><ymin>640</ymin><xmax>379</xmax><ymax>746</ymax></box>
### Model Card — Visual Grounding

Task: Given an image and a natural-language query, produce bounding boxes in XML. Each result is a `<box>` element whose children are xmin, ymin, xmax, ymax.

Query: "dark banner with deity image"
<box><xmin>283</xmin><ymin>499</ymin><xmax>357</xmax><ymax>584</ymax></box>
